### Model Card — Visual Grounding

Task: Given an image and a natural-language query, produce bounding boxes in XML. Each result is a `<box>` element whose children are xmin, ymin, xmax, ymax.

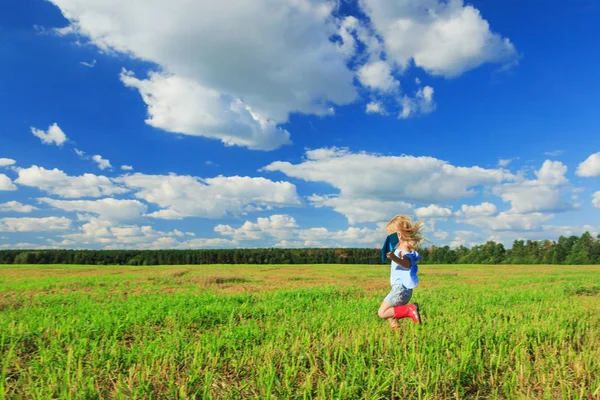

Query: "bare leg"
<box><xmin>378</xmin><ymin>300</ymin><xmax>398</xmax><ymax>328</ymax></box>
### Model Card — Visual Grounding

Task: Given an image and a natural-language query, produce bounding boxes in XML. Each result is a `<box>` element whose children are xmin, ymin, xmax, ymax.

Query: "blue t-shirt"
<box><xmin>390</xmin><ymin>249</ymin><xmax>420</xmax><ymax>289</ymax></box>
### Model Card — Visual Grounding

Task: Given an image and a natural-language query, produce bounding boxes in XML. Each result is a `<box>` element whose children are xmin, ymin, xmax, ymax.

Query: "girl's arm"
<box><xmin>386</xmin><ymin>252</ymin><xmax>411</xmax><ymax>270</ymax></box>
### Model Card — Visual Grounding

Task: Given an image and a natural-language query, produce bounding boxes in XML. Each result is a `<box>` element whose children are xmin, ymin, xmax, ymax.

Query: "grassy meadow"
<box><xmin>1</xmin><ymin>263</ymin><xmax>599</xmax><ymax>399</ymax></box>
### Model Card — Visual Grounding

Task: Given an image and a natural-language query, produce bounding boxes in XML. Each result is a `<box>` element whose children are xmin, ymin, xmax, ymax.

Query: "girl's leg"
<box><xmin>378</xmin><ymin>300</ymin><xmax>398</xmax><ymax>327</ymax></box>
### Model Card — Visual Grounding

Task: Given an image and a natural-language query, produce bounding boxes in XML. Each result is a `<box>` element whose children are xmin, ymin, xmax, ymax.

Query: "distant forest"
<box><xmin>1</xmin><ymin>232</ymin><xmax>599</xmax><ymax>265</ymax></box>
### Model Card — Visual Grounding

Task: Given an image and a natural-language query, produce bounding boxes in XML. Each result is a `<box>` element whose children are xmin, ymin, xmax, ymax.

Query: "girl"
<box><xmin>377</xmin><ymin>214</ymin><xmax>424</xmax><ymax>329</ymax></box>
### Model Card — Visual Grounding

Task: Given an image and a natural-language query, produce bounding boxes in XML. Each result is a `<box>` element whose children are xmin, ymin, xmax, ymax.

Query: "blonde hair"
<box><xmin>386</xmin><ymin>214</ymin><xmax>425</xmax><ymax>252</ymax></box>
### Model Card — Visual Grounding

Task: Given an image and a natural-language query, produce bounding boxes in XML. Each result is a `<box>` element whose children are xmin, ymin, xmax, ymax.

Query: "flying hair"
<box><xmin>386</xmin><ymin>214</ymin><xmax>425</xmax><ymax>252</ymax></box>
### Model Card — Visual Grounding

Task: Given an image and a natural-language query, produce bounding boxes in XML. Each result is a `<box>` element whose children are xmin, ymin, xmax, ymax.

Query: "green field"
<box><xmin>1</xmin><ymin>264</ymin><xmax>599</xmax><ymax>399</ymax></box>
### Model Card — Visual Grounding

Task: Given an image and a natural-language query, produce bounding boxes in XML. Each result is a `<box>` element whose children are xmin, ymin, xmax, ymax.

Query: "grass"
<box><xmin>0</xmin><ymin>263</ymin><xmax>599</xmax><ymax>399</ymax></box>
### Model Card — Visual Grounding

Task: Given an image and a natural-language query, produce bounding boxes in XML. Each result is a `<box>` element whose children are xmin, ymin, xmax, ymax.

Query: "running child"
<box><xmin>377</xmin><ymin>214</ymin><xmax>424</xmax><ymax>329</ymax></box>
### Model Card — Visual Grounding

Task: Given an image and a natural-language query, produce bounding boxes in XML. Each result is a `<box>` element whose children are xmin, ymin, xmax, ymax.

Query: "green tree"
<box><xmin>566</xmin><ymin>232</ymin><xmax>593</xmax><ymax>265</ymax></box>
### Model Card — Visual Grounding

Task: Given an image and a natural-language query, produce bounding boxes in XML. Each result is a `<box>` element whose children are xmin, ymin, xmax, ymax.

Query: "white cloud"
<box><xmin>15</xmin><ymin>166</ymin><xmax>127</xmax><ymax>198</ymax></box>
<box><xmin>216</xmin><ymin>214</ymin><xmax>383</xmax><ymax>248</ymax></box>
<box><xmin>459</xmin><ymin>211</ymin><xmax>554</xmax><ymax>232</ymax></box>
<box><xmin>336</xmin><ymin>15</ymin><xmax>384</xmax><ymax>61</ymax></box>
<box><xmin>399</xmin><ymin>86</ymin><xmax>436</xmax><ymax>118</ymax></box>
<box><xmin>30</xmin><ymin>123</ymin><xmax>68</xmax><ymax>146</ymax></box>
<box><xmin>119</xmin><ymin>173</ymin><xmax>301</xmax><ymax>219</ymax></box>
<box><xmin>455</xmin><ymin>202</ymin><xmax>498</xmax><ymax>217</ymax></box>
<box><xmin>336</xmin><ymin>16</ymin><xmax>359</xmax><ymax>58</ymax></box>
<box><xmin>46</xmin><ymin>0</ymin><xmax>518</xmax><ymax>140</ymax></box>
<box><xmin>0</xmin><ymin>158</ymin><xmax>16</xmax><ymax>167</ymax></box>
<box><xmin>449</xmin><ymin>230</ymin><xmax>482</xmax><ymax>248</ymax></box>
<box><xmin>120</xmin><ymin>70</ymin><xmax>292</xmax><ymax>151</ymax></box>
<box><xmin>576</xmin><ymin>152</ymin><xmax>600</xmax><ymax>177</ymax></box>
<box><xmin>415</xmin><ymin>204</ymin><xmax>452</xmax><ymax>219</ymax></box>
<box><xmin>359</xmin><ymin>0</ymin><xmax>517</xmax><ymax>77</ymax></box>
<box><xmin>74</xmin><ymin>148</ymin><xmax>86</xmax><ymax>157</ymax></box>
<box><xmin>38</xmin><ymin>197</ymin><xmax>147</xmax><ymax>221</ymax></box>
<box><xmin>80</xmin><ymin>59</ymin><xmax>96</xmax><ymax>67</ymax></box>
<box><xmin>543</xmin><ymin>224</ymin><xmax>597</xmax><ymax>238</ymax></box>
<box><xmin>593</xmin><ymin>191</ymin><xmax>600</xmax><ymax>208</ymax></box>
<box><xmin>0</xmin><ymin>216</ymin><xmax>71</xmax><ymax>232</ymax></box>
<box><xmin>92</xmin><ymin>155</ymin><xmax>112</xmax><ymax>170</ymax></box>
<box><xmin>50</xmin><ymin>0</ymin><xmax>357</xmax><ymax>148</ymax></box>
<box><xmin>493</xmin><ymin>161</ymin><xmax>573</xmax><ymax>213</ymax></box>
<box><xmin>337</xmin><ymin>15</ymin><xmax>384</xmax><ymax>62</ymax></box>
<box><xmin>215</xmin><ymin>214</ymin><xmax>299</xmax><ymax>242</ymax></box>
<box><xmin>48</xmin><ymin>216</ymin><xmax>232</xmax><ymax>249</ymax></box>
<box><xmin>264</xmin><ymin>147</ymin><xmax>516</xmax><ymax>204</ymax></box>
<box><xmin>496</xmin><ymin>185</ymin><xmax>573</xmax><ymax>214</ymax></box>
<box><xmin>366</xmin><ymin>102</ymin><xmax>386</xmax><ymax>115</ymax></box>
<box><xmin>535</xmin><ymin>160</ymin><xmax>568</xmax><ymax>185</ymax></box>
<box><xmin>544</xmin><ymin>150</ymin><xmax>564</xmax><ymax>157</ymax></box>
<box><xmin>357</xmin><ymin>61</ymin><xmax>400</xmax><ymax>92</ymax></box>
<box><xmin>0</xmin><ymin>201</ymin><xmax>38</xmax><ymax>213</ymax></box>
<box><xmin>121</xmin><ymin>165</ymin><xmax>133</xmax><ymax>171</ymax></box>
<box><xmin>0</xmin><ymin>174</ymin><xmax>17</xmax><ymax>191</ymax></box>
<box><xmin>60</xmin><ymin>217</ymin><xmax>189</xmax><ymax>248</ymax></box>
<box><xmin>308</xmin><ymin>195</ymin><xmax>412</xmax><ymax>224</ymax></box>
<box><xmin>433</xmin><ymin>230</ymin><xmax>449</xmax><ymax>241</ymax></box>
<box><xmin>498</xmin><ymin>159</ymin><xmax>512</xmax><ymax>167</ymax></box>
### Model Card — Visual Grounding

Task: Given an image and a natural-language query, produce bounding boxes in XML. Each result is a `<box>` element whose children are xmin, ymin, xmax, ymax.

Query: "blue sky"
<box><xmin>1</xmin><ymin>0</ymin><xmax>599</xmax><ymax>250</ymax></box>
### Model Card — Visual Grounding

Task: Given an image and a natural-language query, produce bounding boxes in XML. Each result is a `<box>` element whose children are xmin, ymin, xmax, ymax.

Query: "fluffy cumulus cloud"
<box><xmin>399</xmin><ymin>86</ymin><xmax>436</xmax><ymax>118</ymax></box>
<box><xmin>60</xmin><ymin>217</ymin><xmax>195</xmax><ymax>248</ymax></box>
<box><xmin>120</xmin><ymin>71</ymin><xmax>292</xmax><ymax>151</ymax></box>
<box><xmin>47</xmin><ymin>0</ymin><xmax>518</xmax><ymax>146</ymax></box>
<box><xmin>215</xmin><ymin>214</ymin><xmax>382</xmax><ymax>248</ymax></box>
<box><xmin>357</xmin><ymin>61</ymin><xmax>399</xmax><ymax>92</ymax></box>
<box><xmin>50</xmin><ymin>0</ymin><xmax>357</xmax><ymax>150</ymax></box>
<box><xmin>366</xmin><ymin>101</ymin><xmax>386</xmax><ymax>115</ymax></box>
<box><xmin>493</xmin><ymin>160</ymin><xmax>574</xmax><ymax>214</ymax></box>
<box><xmin>0</xmin><ymin>216</ymin><xmax>71</xmax><ymax>232</ymax></box>
<box><xmin>576</xmin><ymin>152</ymin><xmax>600</xmax><ymax>177</ymax></box>
<box><xmin>308</xmin><ymin>195</ymin><xmax>413</xmax><ymax>224</ymax></box>
<box><xmin>450</xmin><ymin>162</ymin><xmax>578</xmax><ymax>236</ymax></box>
<box><xmin>336</xmin><ymin>15</ymin><xmax>383</xmax><ymax>61</ymax></box>
<box><xmin>449</xmin><ymin>230</ymin><xmax>482</xmax><ymax>248</ymax></box>
<box><xmin>15</xmin><ymin>166</ymin><xmax>127</xmax><ymax>198</ymax></box>
<box><xmin>92</xmin><ymin>155</ymin><xmax>112</xmax><ymax>170</ymax></box>
<box><xmin>0</xmin><ymin>174</ymin><xmax>17</xmax><ymax>191</ymax></box>
<box><xmin>38</xmin><ymin>197</ymin><xmax>147</xmax><ymax>222</ymax></box>
<box><xmin>359</xmin><ymin>0</ymin><xmax>517</xmax><ymax>77</ymax></box>
<box><xmin>593</xmin><ymin>191</ymin><xmax>600</xmax><ymax>208</ymax></box>
<box><xmin>215</xmin><ymin>214</ymin><xmax>299</xmax><ymax>242</ymax></box>
<box><xmin>30</xmin><ymin>123</ymin><xmax>68</xmax><ymax>146</ymax></box>
<box><xmin>52</xmin><ymin>216</ymin><xmax>332</xmax><ymax>249</ymax></box>
<box><xmin>415</xmin><ymin>204</ymin><xmax>452</xmax><ymax>219</ymax></box>
<box><xmin>0</xmin><ymin>201</ymin><xmax>38</xmax><ymax>213</ymax></box>
<box><xmin>0</xmin><ymin>158</ymin><xmax>16</xmax><ymax>167</ymax></box>
<box><xmin>119</xmin><ymin>173</ymin><xmax>301</xmax><ymax>219</ymax></box>
<box><xmin>264</xmin><ymin>147</ymin><xmax>516</xmax><ymax>222</ymax></box>
<box><xmin>455</xmin><ymin>202</ymin><xmax>498</xmax><ymax>217</ymax></box>
<box><xmin>458</xmin><ymin>211</ymin><xmax>554</xmax><ymax>232</ymax></box>
<box><xmin>54</xmin><ymin>213</ymin><xmax>590</xmax><ymax>250</ymax></box>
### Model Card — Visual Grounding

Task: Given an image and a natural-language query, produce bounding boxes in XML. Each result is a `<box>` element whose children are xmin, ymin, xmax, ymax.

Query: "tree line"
<box><xmin>1</xmin><ymin>232</ymin><xmax>599</xmax><ymax>265</ymax></box>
